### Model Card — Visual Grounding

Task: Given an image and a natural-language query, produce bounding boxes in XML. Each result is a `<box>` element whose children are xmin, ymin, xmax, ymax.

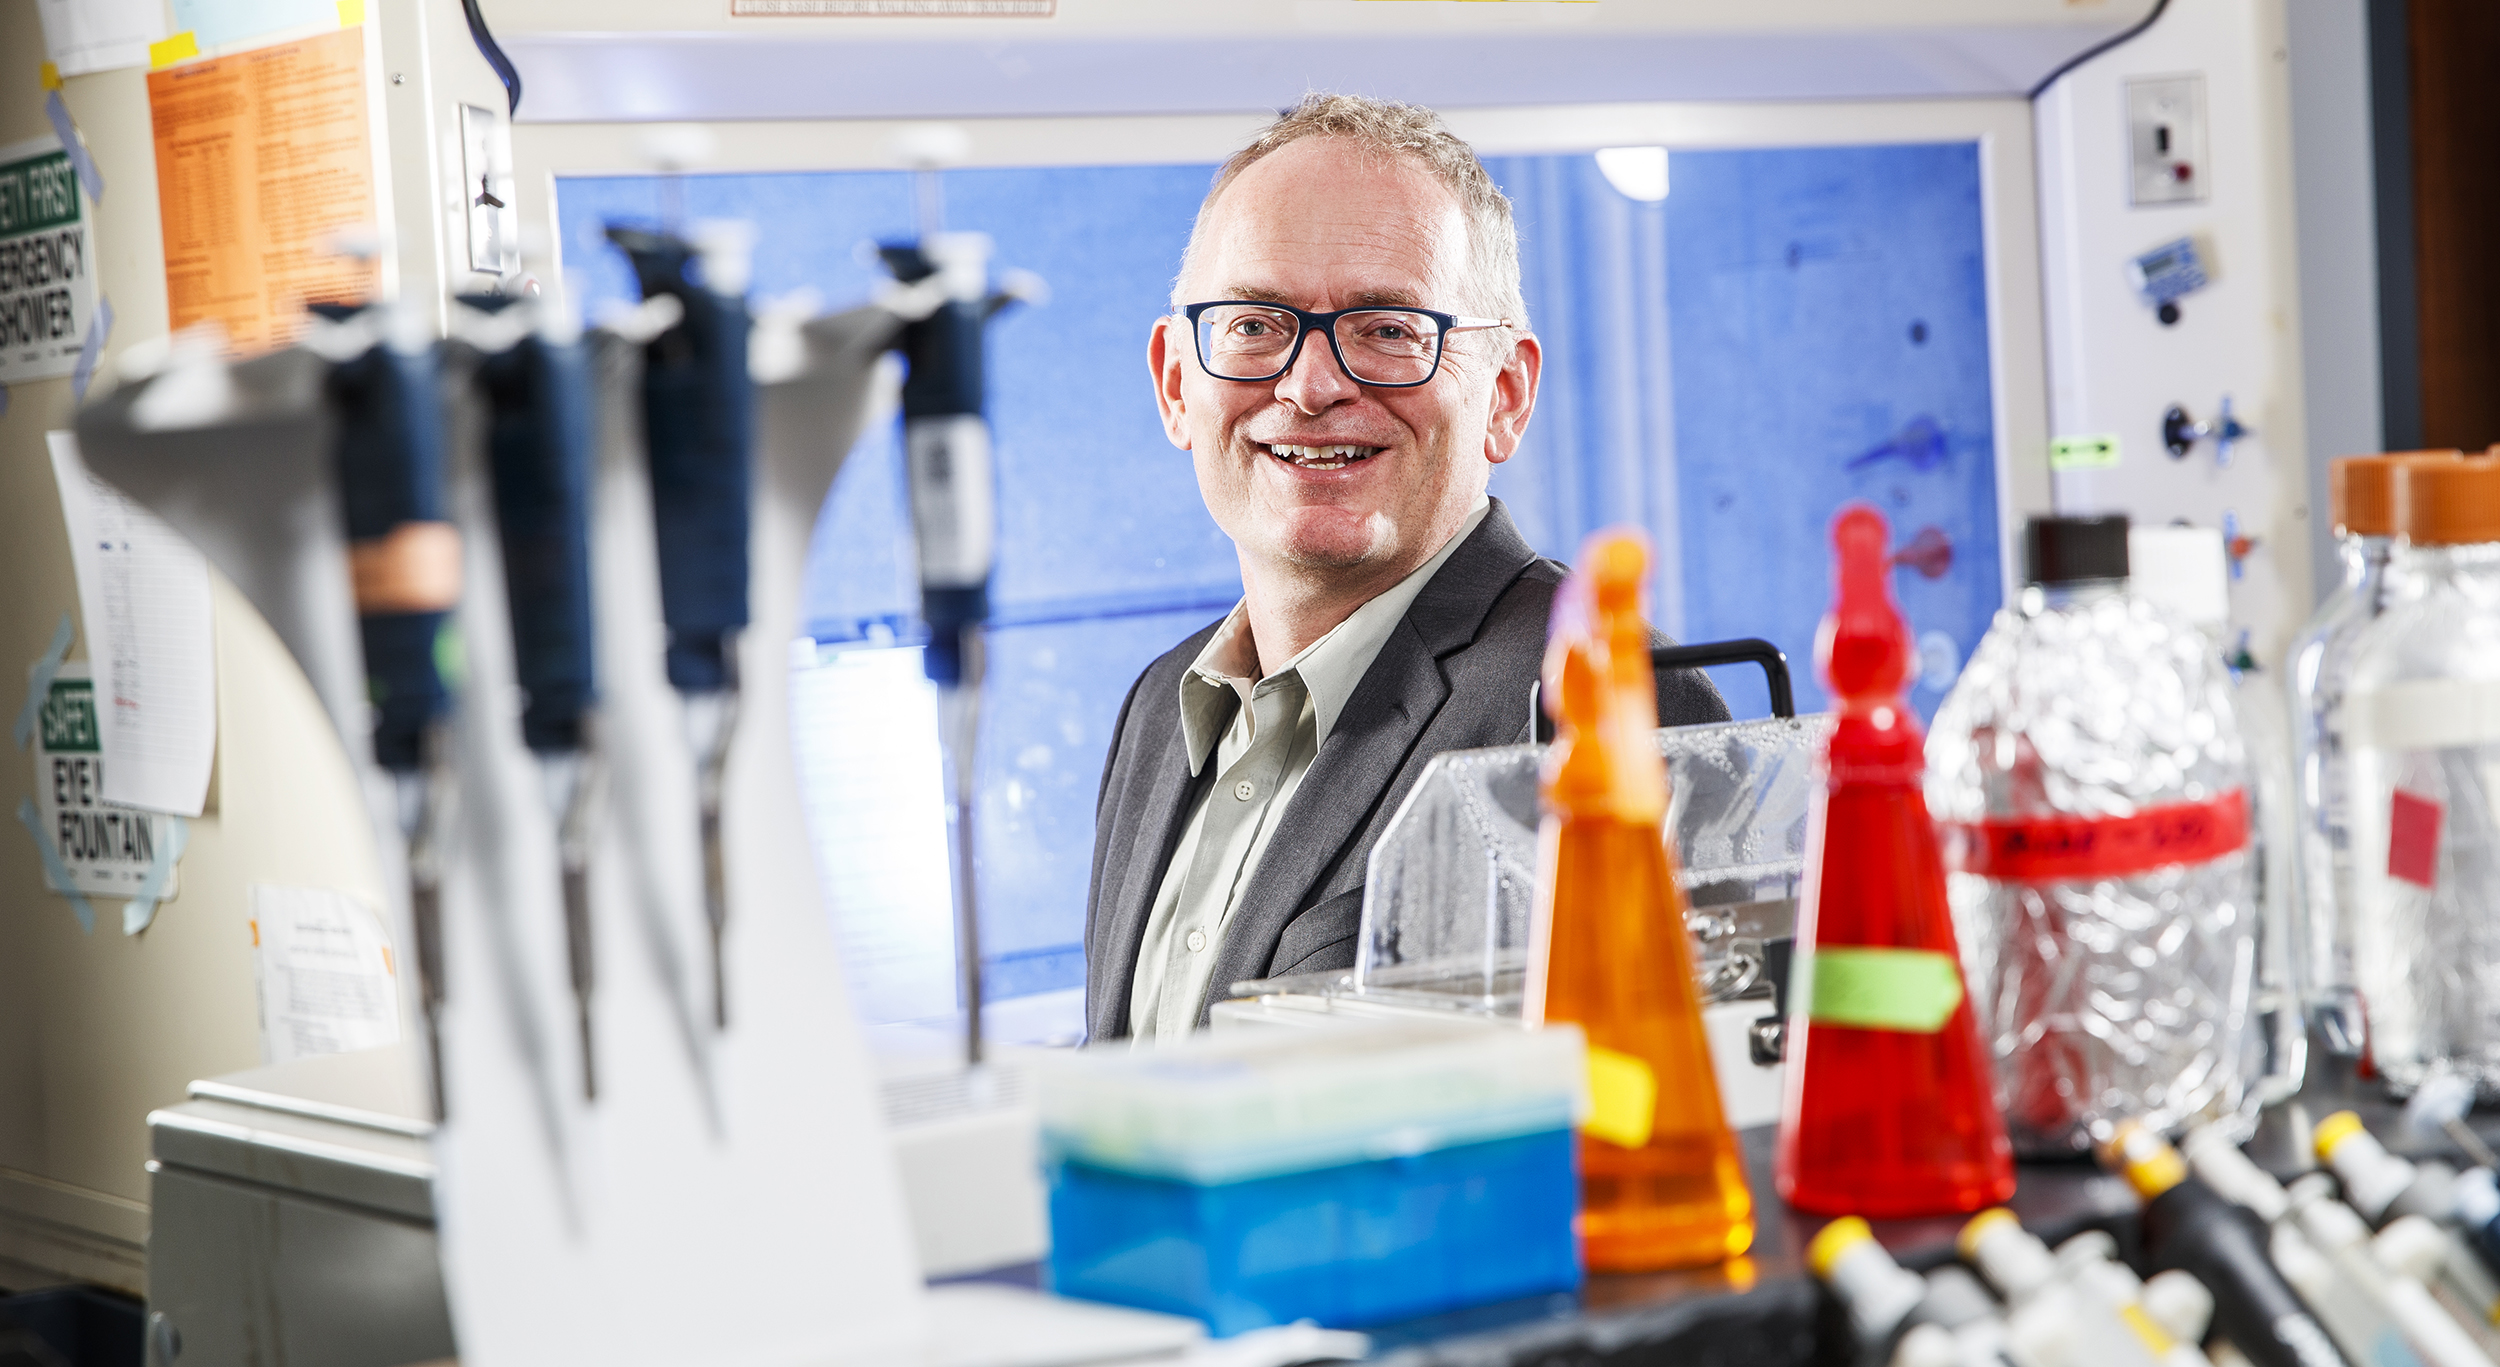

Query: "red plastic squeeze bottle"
<box><xmin>1775</xmin><ymin>503</ymin><xmax>2015</xmax><ymax>1217</ymax></box>
<box><xmin>1527</xmin><ymin>530</ymin><xmax>1755</xmax><ymax>1272</ymax></box>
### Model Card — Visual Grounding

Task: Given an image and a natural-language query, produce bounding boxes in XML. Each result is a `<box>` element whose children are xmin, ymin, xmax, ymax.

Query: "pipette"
<box><xmin>317</xmin><ymin>302</ymin><xmax>460</xmax><ymax>1119</ymax></box>
<box><xmin>459</xmin><ymin>292</ymin><xmax>603</xmax><ymax>1099</ymax></box>
<box><xmin>2103</xmin><ymin>1120</ymin><xmax>2353</xmax><ymax>1367</ymax></box>
<box><xmin>2317</xmin><ymin>1111</ymin><xmax>2500</xmax><ymax>1344</ymax></box>
<box><xmin>2185</xmin><ymin>1121</ymin><xmax>2493</xmax><ymax>1367</ymax></box>
<box><xmin>605</xmin><ymin>224</ymin><xmax>753</xmax><ymax>1031</ymax></box>
<box><xmin>875</xmin><ymin>227</ymin><xmax>1032</xmax><ymax>1068</ymax></box>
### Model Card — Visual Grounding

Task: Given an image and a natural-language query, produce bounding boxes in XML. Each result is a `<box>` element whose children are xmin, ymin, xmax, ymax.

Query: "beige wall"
<box><xmin>0</xmin><ymin>0</ymin><xmax>385</xmax><ymax>1294</ymax></box>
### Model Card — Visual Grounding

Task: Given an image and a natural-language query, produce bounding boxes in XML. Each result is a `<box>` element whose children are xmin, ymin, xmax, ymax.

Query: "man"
<box><xmin>1086</xmin><ymin>94</ymin><xmax>1728</xmax><ymax>1043</ymax></box>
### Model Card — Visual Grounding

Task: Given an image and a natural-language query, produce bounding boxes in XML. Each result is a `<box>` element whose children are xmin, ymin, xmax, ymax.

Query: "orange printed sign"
<box><xmin>147</xmin><ymin>27</ymin><xmax>376</xmax><ymax>354</ymax></box>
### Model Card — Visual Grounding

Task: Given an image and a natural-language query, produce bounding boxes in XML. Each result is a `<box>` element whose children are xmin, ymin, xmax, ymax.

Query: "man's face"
<box><xmin>1150</xmin><ymin>138</ymin><xmax>1540</xmax><ymax>584</ymax></box>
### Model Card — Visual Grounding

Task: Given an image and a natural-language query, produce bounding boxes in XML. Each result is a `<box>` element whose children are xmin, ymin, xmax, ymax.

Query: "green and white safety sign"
<box><xmin>0</xmin><ymin>136</ymin><xmax>96</xmax><ymax>386</ymax></box>
<box><xmin>28</xmin><ymin>664</ymin><xmax>179</xmax><ymax>900</ymax></box>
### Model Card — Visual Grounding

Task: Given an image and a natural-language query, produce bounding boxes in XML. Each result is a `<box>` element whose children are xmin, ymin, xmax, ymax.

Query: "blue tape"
<box><xmin>14</xmin><ymin>613</ymin><xmax>76</xmax><ymax>751</ymax></box>
<box><xmin>17</xmin><ymin>797</ymin><xmax>96</xmax><ymax>935</ymax></box>
<box><xmin>122</xmin><ymin>815</ymin><xmax>187</xmax><ymax>936</ymax></box>
<box><xmin>72</xmin><ymin>296</ymin><xmax>114</xmax><ymax>403</ymax></box>
<box><xmin>44</xmin><ymin>91</ymin><xmax>105</xmax><ymax>204</ymax></box>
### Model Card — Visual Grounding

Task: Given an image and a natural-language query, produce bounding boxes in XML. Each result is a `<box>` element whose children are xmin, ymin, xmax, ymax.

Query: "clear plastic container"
<box><xmin>1350</xmin><ymin>714</ymin><xmax>1831</xmax><ymax>1014</ymax></box>
<box><xmin>2343</xmin><ymin>459</ymin><xmax>2500</xmax><ymax>1095</ymax></box>
<box><xmin>1035</xmin><ymin>1019</ymin><xmax>1583</xmax><ymax>1333</ymax></box>
<box><xmin>1927</xmin><ymin>515</ymin><xmax>2257</xmax><ymax>1156</ymax></box>
<box><xmin>2289</xmin><ymin>452</ymin><xmax>2460</xmax><ymax>1059</ymax></box>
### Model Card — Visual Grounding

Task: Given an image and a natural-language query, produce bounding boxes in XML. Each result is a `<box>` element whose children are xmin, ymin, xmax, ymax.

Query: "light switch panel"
<box><xmin>2126</xmin><ymin>74</ymin><xmax>2208</xmax><ymax>206</ymax></box>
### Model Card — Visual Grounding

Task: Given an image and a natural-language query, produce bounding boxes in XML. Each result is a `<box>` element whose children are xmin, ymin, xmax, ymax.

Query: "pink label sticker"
<box><xmin>2389</xmin><ymin>788</ymin><xmax>2445</xmax><ymax>890</ymax></box>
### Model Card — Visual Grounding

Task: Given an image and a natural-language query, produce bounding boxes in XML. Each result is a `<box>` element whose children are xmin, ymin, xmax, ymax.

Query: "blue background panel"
<box><xmin>556</xmin><ymin>141</ymin><xmax>2003</xmax><ymax>1015</ymax></box>
<box><xmin>1662</xmin><ymin>144</ymin><xmax>2000</xmax><ymax>716</ymax></box>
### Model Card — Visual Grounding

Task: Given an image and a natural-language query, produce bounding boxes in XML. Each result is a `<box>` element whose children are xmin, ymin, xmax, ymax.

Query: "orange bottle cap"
<box><xmin>2394</xmin><ymin>458</ymin><xmax>2500</xmax><ymax>545</ymax></box>
<box><xmin>2331</xmin><ymin>451</ymin><xmax>2463</xmax><ymax>537</ymax></box>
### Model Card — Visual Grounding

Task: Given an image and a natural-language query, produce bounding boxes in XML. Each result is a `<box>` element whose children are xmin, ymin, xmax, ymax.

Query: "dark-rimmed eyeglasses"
<box><xmin>1180</xmin><ymin>301</ymin><xmax>1512</xmax><ymax>389</ymax></box>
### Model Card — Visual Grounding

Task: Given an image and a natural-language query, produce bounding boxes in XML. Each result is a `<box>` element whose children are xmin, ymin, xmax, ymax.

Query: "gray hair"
<box><xmin>1174</xmin><ymin>93</ymin><xmax>1532</xmax><ymax>337</ymax></box>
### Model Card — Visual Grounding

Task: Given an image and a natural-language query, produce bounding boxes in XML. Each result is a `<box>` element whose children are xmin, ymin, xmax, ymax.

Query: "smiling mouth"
<box><xmin>1267</xmin><ymin>442</ymin><xmax>1382</xmax><ymax>472</ymax></box>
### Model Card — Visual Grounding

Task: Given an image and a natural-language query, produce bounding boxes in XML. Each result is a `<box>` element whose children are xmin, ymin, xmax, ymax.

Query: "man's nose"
<box><xmin>1271</xmin><ymin>329</ymin><xmax>1360</xmax><ymax>415</ymax></box>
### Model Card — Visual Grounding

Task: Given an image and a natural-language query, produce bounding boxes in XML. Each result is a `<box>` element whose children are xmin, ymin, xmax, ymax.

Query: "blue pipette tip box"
<box><xmin>1036</xmin><ymin>1020</ymin><xmax>1586</xmax><ymax>1336</ymax></box>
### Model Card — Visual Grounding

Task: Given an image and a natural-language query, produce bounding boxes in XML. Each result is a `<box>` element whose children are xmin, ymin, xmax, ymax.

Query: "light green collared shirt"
<box><xmin>1128</xmin><ymin>496</ymin><xmax>1492</xmax><ymax>1042</ymax></box>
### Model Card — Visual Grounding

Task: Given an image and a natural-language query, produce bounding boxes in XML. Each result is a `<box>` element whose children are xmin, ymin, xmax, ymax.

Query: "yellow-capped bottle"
<box><xmin>1525</xmin><ymin>531</ymin><xmax>1754</xmax><ymax>1271</ymax></box>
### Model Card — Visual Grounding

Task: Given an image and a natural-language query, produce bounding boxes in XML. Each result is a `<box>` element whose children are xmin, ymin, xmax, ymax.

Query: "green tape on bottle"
<box><xmin>1798</xmin><ymin>947</ymin><xmax>1965</xmax><ymax>1033</ymax></box>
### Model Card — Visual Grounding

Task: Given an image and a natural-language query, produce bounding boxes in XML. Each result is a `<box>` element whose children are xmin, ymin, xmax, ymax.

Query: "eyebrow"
<box><xmin>1217</xmin><ymin>285</ymin><xmax>1430</xmax><ymax>310</ymax></box>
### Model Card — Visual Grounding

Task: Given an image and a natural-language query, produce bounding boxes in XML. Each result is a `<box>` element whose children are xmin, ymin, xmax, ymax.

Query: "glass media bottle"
<box><xmin>2344</xmin><ymin>458</ymin><xmax>2500</xmax><ymax>1094</ymax></box>
<box><xmin>1526</xmin><ymin>530</ymin><xmax>1754</xmax><ymax>1272</ymax></box>
<box><xmin>2290</xmin><ymin>451</ymin><xmax>2460</xmax><ymax>1061</ymax></box>
<box><xmin>1777</xmin><ymin>504</ymin><xmax>2014</xmax><ymax>1216</ymax></box>
<box><xmin>1927</xmin><ymin>516</ymin><xmax>2257</xmax><ymax>1156</ymax></box>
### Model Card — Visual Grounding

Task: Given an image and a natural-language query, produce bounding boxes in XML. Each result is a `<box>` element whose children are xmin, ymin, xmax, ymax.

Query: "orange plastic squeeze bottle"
<box><xmin>1525</xmin><ymin>530</ymin><xmax>1755</xmax><ymax>1272</ymax></box>
<box><xmin>1775</xmin><ymin>503</ymin><xmax>2014</xmax><ymax>1217</ymax></box>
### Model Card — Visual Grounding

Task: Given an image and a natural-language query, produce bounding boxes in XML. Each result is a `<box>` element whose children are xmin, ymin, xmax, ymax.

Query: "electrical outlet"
<box><xmin>2126</xmin><ymin>74</ymin><xmax>2207</xmax><ymax>207</ymax></box>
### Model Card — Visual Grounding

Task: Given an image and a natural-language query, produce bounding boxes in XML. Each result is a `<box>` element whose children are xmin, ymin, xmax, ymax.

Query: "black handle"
<box><xmin>1650</xmin><ymin>637</ymin><xmax>1795</xmax><ymax>720</ymax></box>
<box><xmin>1531</xmin><ymin>635</ymin><xmax>1796</xmax><ymax>744</ymax></box>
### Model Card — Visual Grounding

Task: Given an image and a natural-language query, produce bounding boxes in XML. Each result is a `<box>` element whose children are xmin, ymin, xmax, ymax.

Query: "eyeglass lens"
<box><xmin>1196</xmin><ymin>305</ymin><xmax>1445</xmax><ymax>385</ymax></box>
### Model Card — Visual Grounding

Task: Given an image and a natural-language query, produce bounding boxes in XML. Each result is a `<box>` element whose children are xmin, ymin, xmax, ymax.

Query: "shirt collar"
<box><xmin>1176</xmin><ymin>495</ymin><xmax>1491</xmax><ymax>774</ymax></box>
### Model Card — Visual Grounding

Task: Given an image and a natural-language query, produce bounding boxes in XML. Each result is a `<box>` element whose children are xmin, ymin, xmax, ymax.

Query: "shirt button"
<box><xmin>1186</xmin><ymin>929</ymin><xmax>1208</xmax><ymax>953</ymax></box>
<box><xmin>1233</xmin><ymin>780</ymin><xmax>1255</xmax><ymax>801</ymax></box>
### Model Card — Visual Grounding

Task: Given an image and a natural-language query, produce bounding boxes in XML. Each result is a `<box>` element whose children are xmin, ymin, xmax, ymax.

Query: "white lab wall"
<box><xmin>0</xmin><ymin>0</ymin><xmax>394</xmax><ymax>1293</ymax></box>
<box><xmin>2036</xmin><ymin>0</ymin><xmax>2315</xmax><ymax>666</ymax></box>
<box><xmin>2283</xmin><ymin>0</ymin><xmax>2386</xmax><ymax>602</ymax></box>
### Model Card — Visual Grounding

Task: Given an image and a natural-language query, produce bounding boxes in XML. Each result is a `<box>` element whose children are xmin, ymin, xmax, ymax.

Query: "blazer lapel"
<box><xmin>1090</xmin><ymin>697</ymin><xmax>1220</xmax><ymax>1041</ymax></box>
<box><xmin>1194</xmin><ymin>501</ymin><xmax>1542</xmax><ymax>1019</ymax></box>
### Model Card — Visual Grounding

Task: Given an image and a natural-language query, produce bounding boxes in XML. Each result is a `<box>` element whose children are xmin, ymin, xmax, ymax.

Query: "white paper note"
<box><xmin>33</xmin><ymin>0</ymin><xmax>167</xmax><ymax>77</ymax></box>
<box><xmin>252</xmin><ymin>884</ymin><xmax>402</xmax><ymax>1065</ymax></box>
<box><xmin>49</xmin><ymin>431</ymin><xmax>217</xmax><ymax>817</ymax></box>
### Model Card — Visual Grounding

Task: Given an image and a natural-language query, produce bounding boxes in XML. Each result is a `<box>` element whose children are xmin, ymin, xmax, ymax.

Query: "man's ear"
<box><xmin>1483</xmin><ymin>332</ymin><xmax>1542</xmax><ymax>466</ymax></box>
<box><xmin>1149</xmin><ymin>314</ymin><xmax>1192</xmax><ymax>451</ymax></box>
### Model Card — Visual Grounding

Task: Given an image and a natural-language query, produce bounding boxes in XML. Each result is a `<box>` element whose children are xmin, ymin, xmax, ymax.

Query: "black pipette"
<box><xmin>604</xmin><ymin>225</ymin><xmax>752</xmax><ymax>1030</ymax></box>
<box><xmin>319</xmin><ymin>303</ymin><xmax>459</xmax><ymax>1120</ymax></box>
<box><xmin>460</xmin><ymin>293</ymin><xmax>603</xmax><ymax>1099</ymax></box>
<box><xmin>878</xmin><ymin>232</ymin><xmax>1029</xmax><ymax>1067</ymax></box>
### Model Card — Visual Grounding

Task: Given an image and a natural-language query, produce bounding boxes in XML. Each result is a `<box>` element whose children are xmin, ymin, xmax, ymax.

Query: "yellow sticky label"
<box><xmin>1583</xmin><ymin>1045</ymin><xmax>1657</xmax><ymax>1150</ymax></box>
<box><xmin>150</xmin><ymin>32</ymin><xmax>199</xmax><ymax>68</ymax></box>
<box><xmin>2119</xmin><ymin>1303</ymin><xmax>2175</xmax><ymax>1356</ymax></box>
<box><xmin>40</xmin><ymin>62</ymin><xmax>62</xmax><ymax>90</ymax></box>
<box><xmin>337</xmin><ymin>0</ymin><xmax>365</xmax><ymax>25</ymax></box>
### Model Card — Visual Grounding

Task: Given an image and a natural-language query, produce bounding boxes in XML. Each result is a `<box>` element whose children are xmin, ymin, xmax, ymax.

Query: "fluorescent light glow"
<box><xmin>1595</xmin><ymin>146</ymin><xmax>1670</xmax><ymax>203</ymax></box>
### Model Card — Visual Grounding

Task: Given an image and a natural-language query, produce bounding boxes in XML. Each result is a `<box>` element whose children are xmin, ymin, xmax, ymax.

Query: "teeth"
<box><xmin>1268</xmin><ymin>443</ymin><xmax>1378</xmax><ymax>470</ymax></box>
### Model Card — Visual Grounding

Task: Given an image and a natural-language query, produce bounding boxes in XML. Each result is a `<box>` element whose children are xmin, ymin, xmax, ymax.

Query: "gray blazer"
<box><xmin>1083</xmin><ymin>500</ymin><xmax>1731</xmax><ymax>1041</ymax></box>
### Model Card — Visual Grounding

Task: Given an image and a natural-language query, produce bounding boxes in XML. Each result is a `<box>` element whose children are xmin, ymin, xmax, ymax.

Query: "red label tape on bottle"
<box><xmin>2388</xmin><ymin>788</ymin><xmax>2444</xmax><ymax>890</ymax></box>
<box><xmin>1947</xmin><ymin>789</ymin><xmax>2248</xmax><ymax>883</ymax></box>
